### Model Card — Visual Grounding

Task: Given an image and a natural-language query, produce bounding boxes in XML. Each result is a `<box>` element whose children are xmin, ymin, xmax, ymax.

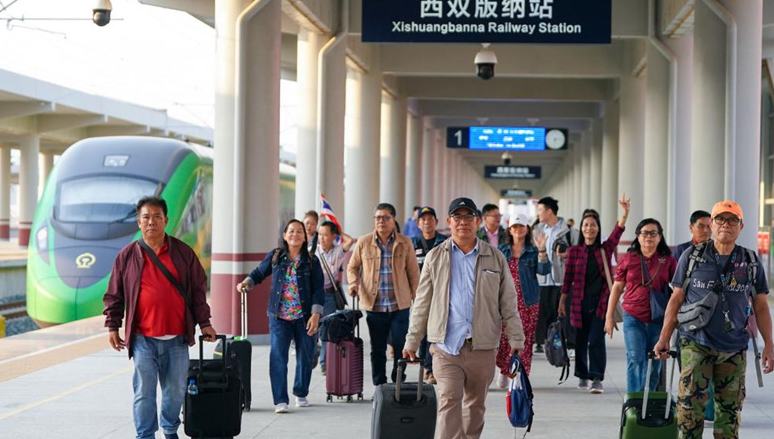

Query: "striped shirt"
<box><xmin>374</xmin><ymin>233</ymin><xmax>398</xmax><ymax>312</ymax></box>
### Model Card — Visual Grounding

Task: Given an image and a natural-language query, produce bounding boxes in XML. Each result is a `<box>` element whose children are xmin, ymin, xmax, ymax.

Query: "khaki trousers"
<box><xmin>430</xmin><ymin>342</ymin><xmax>496</xmax><ymax>439</ymax></box>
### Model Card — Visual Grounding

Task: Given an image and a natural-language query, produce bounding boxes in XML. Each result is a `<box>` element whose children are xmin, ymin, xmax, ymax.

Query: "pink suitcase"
<box><xmin>325</xmin><ymin>297</ymin><xmax>364</xmax><ymax>402</ymax></box>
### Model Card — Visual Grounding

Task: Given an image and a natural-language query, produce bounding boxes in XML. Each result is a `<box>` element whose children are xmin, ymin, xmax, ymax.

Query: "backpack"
<box><xmin>544</xmin><ymin>319</ymin><xmax>570</xmax><ymax>383</ymax></box>
<box><xmin>506</xmin><ymin>355</ymin><xmax>534</xmax><ymax>435</ymax></box>
<box><xmin>319</xmin><ymin>309</ymin><xmax>362</xmax><ymax>343</ymax></box>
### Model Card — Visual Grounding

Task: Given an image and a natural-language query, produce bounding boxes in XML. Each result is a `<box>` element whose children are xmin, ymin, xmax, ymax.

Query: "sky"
<box><xmin>0</xmin><ymin>0</ymin><xmax>299</xmax><ymax>151</ymax></box>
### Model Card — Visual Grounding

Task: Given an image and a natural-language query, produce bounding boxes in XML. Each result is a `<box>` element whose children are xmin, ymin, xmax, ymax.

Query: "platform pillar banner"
<box><xmin>643</xmin><ymin>42</ymin><xmax>671</xmax><ymax>225</ymax></box>
<box><xmin>667</xmin><ymin>33</ymin><xmax>693</xmax><ymax>245</ymax></box>
<box><xmin>17</xmin><ymin>134</ymin><xmax>39</xmax><ymax>247</ymax></box>
<box><xmin>405</xmin><ymin>112</ymin><xmax>422</xmax><ymax>216</ymax></box>
<box><xmin>0</xmin><ymin>145</ymin><xmax>10</xmax><ymax>240</ymax></box>
<box><xmin>420</xmin><ymin>121</ymin><xmax>435</xmax><ymax>207</ymax></box>
<box><xmin>601</xmin><ymin>100</ymin><xmax>620</xmax><ymax>235</ymax></box>
<box><xmin>295</xmin><ymin>27</ymin><xmax>324</xmax><ymax>219</ymax></box>
<box><xmin>618</xmin><ymin>71</ymin><xmax>646</xmax><ymax>243</ymax></box>
<box><xmin>211</xmin><ymin>0</ymin><xmax>281</xmax><ymax>338</ymax></box>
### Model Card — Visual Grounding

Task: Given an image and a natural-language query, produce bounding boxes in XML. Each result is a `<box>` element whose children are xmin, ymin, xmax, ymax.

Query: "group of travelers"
<box><xmin>102</xmin><ymin>192</ymin><xmax>774</xmax><ymax>439</ymax></box>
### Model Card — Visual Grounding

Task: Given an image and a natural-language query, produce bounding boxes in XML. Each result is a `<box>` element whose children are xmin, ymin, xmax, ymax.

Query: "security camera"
<box><xmin>501</xmin><ymin>151</ymin><xmax>512</xmax><ymax>165</ymax></box>
<box><xmin>474</xmin><ymin>43</ymin><xmax>497</xmax><ymax>80</ymax></box>
<box><xmin>92</xmin><ymin>0</ymin><xmax>112</xmax><ymax>27</ymax></box>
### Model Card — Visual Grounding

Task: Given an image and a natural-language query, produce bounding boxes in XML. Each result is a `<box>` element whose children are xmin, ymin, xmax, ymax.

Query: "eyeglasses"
<box><xmin>486</xmin><ymin>213</ymin><xmax>502</xmax><ymax>219</ymax></box>
<box><xmin>713</xmin><ymin>216</ymin><xmax>741</xmax><ymax>226</ymax></box>
<box><xmin>451</xmin><ymin>214</ymin><xmax>477</xmax><ymax>223</ymax></box>
<box><xmin>374</xmin><ymin>215</ymin><xmax>393</xmax><ymax>222</ymax></box>
<box><xmin>638</xmin><ymin>230</ymin><xmax>659</xmax><ymax>238</ymax></box>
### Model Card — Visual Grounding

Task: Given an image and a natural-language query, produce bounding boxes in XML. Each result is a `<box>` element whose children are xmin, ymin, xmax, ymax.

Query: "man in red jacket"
<box><xmin>103</xmin><ymin>196</ymin><xmax>217</xmax><ymax>439</ymax></box>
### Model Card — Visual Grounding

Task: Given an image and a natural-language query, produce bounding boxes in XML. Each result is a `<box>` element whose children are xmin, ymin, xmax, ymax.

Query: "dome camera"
<box><xmin>93</xmin><ymin>0</ymin><xmax>112</xmax><ymax>26</ymax></box>
<box><xmin>474</xmin><ymin>43</ymin><xmax>497</xmax><ymax>80</ymax></box>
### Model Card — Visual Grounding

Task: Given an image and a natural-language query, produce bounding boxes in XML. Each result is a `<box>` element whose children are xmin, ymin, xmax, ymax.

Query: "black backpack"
<box><xmin>544</xmin><ymin>319</ymin><xmax>570</xmax><ymax>383</ymax></box>
<box><xmin>319</xmin><ymin>309</ymin><xmax>362</xmax><ymax>343</ymax></box>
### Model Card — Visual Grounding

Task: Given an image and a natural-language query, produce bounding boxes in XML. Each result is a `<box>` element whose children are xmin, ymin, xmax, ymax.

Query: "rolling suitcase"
<box><xmin>214</xmin><ymin>288</ymin><xmax>253</xmax><ymax>411</ymax></box>
<box><xmin>184</xmin><ymin>335</ymin><xmax>242</xmax><ymax>438</ymax></box>
<box><xmin>371</xmin><ymin>357</ymin><xmax>437</xmax><ymax>439</ymax></box>
<box><xmin>325</xmin><ymin>297</ymin><xmax>364</xmax><ymax>402</ymax></box>
<box><xmin>619</xmin><ymin>351</ymin><xmax>678</xmax><ymax>439</ymax></box>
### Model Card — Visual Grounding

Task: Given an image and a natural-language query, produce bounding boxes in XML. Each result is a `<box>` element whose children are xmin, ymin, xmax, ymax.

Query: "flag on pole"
<box><xmin>320</xmin><ymin>194</ymin><xmax>342</xmax><ymax>231</ymax></box>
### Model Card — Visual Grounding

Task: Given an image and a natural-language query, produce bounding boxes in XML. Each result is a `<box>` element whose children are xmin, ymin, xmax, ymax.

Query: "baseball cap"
<box><xmin>711</xmin><ymin>200</ymin><xmax>744</xmax><ymax>221</ymax></box>
<box><xmin>417</xmin><ymin>206</ymin><xmax>437</xmax><ymax>219</ymax></box>
<box><xmin>508</xmin><ymin>213</ymin><xmax>531</xmax><ymax>228</ymax></box>
<box><xmin>448</xmin><ymin>197</ymin><xmax>479</xmax><ymax>216</ymax></box>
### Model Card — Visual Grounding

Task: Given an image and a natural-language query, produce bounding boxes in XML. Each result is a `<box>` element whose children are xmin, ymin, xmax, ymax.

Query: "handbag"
<box><xmin>641</xmin><ymin>256</ymin><xmax>669</xmax><ymax>322</ymax></box>
<box><xmin>600</xmin><ymin>248</ymin><xmax>623</xmax><ymax>323</ymax></box>
<box><xmin>318</xmin><ymin>247</ymin><xmax>347</xmax><ymax>310</ymax></box>
<box><xmin>506</xmin><ymin>355</ymin><xmax>534</xmax><ymax>432</ymax></box>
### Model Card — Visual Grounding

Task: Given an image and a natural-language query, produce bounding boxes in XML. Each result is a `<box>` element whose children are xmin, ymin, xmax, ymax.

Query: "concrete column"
<box><xmin>581</xmin><ymin>133</ymin><xmax>591</xmax><ymax>212</ymax></box>
<box><xmin>589</xmin><ymin>119</ymin><xmax>603</xmax><ymax>212</ymax></box>
<box><xmin>211</xmin><ymin>0</ymin><xmax>281</xmax><ymax>339</ymax></box>
<box><xmin>294</xmin><ymin>27</ymin><xmax>324</xmax><ymax>218</ymax></box>
<box><xmin>379</xmin><ymin>93</ymin><xmax>407</xmax><ymax>219</ymax></box>
<box><xmin>405</xmin><ymin>112</ymin><xmax>422</xmax><ymax>212</ymax></box>
<box><xmin>39</xmin><ymin>152</ymin><xmax>54</xmax><ymax>195</ymax></box>
<box><xmin>601</xmin><ymin>100</ymin><xmax>620</xmax><ymax>234</ymax></box>
<box><xmin>666</xmin><ymin>34</ymin><xmax>693</xmax><ymax>244</ymax></box>
<box><xmin>316</xmin><ymin>29</ymin><xmax>347</xmax><ymax>225</ymax></box>
<box><xmin>345</xmin><ymin>61</ymin><xmax>382</xmax><ymax>236</ymax></box>
<box><xmin>643</xmin><ymin>42</ymin><xmax>671</xmax><ymax>225</ymax></box>
<box><xmin>17</xmin><ymin>135</ymin><xmax>39</xmax><ymax>247</ymax></box>
<box><xmin>0</xmin><ymin>146</ymin><xmax>10</xmax><ymax>239</ymax></box>
<box><xmin>690</xmin><ymin>1</ymin><xmax>727</xmax><ymax>215</ymax></box>
<box><xmin>572</xmin><ymin>138</ymin><xmax>582</xmax><ymax>220</ymax></box>
<box><xmin>619</xmin><ymin>71</ymin><xmax>646</xmax><ymax>242</ymax></box>
<box><xmin>420</xmin><ymin>123</ymin><xmax>435</xmax><ymax>206</ymax></box>
<box><xmin>433</xmin><ymin>131</ymin><xmax>445</xmax><ymax>210</ymax></box>
<box><xmin>724</xmin><ymin>0</ymin><xmax>762</xmax><ymax>247</ymax></box>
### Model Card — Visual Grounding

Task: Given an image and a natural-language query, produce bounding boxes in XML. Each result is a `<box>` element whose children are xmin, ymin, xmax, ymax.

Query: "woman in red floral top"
<box><xmin>558</xmin><ymin>195</ymin><xmax>630</xmax><ymax>394</ymax></box>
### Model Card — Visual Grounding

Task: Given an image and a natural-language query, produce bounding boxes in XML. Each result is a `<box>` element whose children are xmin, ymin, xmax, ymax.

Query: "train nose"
<box><xmin>28</xmin><ymin>275</ymin><xmax>109</xmax><ymax>326</ymax></box>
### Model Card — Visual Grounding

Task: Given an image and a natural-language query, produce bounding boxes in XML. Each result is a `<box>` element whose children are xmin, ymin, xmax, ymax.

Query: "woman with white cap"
<box><xmin>494</xmin><ymin>213</ymin><xmax>550</xmax><ymax>385</ymax></box>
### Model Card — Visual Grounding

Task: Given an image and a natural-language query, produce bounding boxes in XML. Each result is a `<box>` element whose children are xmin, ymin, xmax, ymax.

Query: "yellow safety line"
<box><xmin>0</xmin><ymin>365</ymin><xmax>131</xmax><ymax>421</ymax></box>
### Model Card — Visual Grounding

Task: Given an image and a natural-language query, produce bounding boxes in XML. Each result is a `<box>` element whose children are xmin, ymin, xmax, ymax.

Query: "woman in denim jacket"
<box><xmin>495</xmin><ymin>213</ymin><xmax>551</xmax><ymax>384</ymax></box>
<box><xmin>236</xmin><ymin>219</ymin><xmax>324</xmax><ymax>413</ymax></box>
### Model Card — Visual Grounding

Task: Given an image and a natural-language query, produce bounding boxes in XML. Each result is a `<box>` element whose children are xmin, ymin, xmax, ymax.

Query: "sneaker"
<box><xmin>535</xmin><ymin>344</ymin><xmax>544</xmax><ymax>353</ymax></box>
<box><xmin>498</xmin><ymin>373</ymin><xmax>509</xmax><ymax>389</ymax></box>
<box><xmin>568</xmin><ymin>348</ymin><xmax>576</xmax><ymax>360</ymax></box>
<box><xmin>295</xmin><ymin>396</ymin><xmax>310</xmax><ymax>407</ymax></box>
<box><xmin>590</xmin><ymin>380</ymin><xmax>604</xmax><ymax>394</ymax></box>
<box><xmin>577</xmin><ymin>379</ymin><xmax>590</xmax><ymax>389</ymax></box>
<box><xmin>274</xmin><ymin>403</ymin><xmax>289</xmax><ymax>414</ymax></box>
<box><xmin>424</xmin><ymin>371</ymin><xmax>437</xmax><ymax>385</ymax></box>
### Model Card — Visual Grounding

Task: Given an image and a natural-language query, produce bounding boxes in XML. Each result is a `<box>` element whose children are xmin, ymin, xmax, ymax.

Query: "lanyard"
<box><xmin>711</xmin><ymin>246</ymin><xmax>739</xmax><ymax>331</ymax></box>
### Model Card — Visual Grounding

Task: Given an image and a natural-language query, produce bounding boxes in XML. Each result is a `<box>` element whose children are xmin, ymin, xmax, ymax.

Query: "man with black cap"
<box><xmin>403</xmin><ymin>197</ymin><xmax>524</xmax><ymax>439</ymax></box>
<box><xmin>411</xmin><ymin>206</ymin><xmax>448</xmax><ymax>384</ymax></box>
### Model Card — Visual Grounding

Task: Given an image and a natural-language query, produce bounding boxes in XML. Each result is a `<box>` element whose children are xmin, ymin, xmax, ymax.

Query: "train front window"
<box><xmin>56</xmin><ymin>176</ymin><xmax>158</xmax><ymax>223</ymax></box>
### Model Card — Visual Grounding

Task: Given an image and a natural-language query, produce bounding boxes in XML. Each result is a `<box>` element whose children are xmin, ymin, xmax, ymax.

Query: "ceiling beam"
<box><xmin>36</xmin><ymin>114</ymin><xmax>109</xmax><ymax>133</ymax></box>
<box><xmin>398</xmin><ymin>77</ymin><xmax>613</xmax><ymax>101</ymax></box>
<box><xmin>416</xmin><ymin>101</ymin><xmax>600</xmax><ymax>119</ymax></box>
<box><xmin>0</xmin><ymin>101</ymin><xmax>56</xmax><ymax>120</ymax></box>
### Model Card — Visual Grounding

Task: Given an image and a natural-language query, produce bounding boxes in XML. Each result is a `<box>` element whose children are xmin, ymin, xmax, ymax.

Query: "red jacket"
<box><xmin>103</xmin><ymin>235</ymin><xmax>212</xmax><ymax>358</ymax></box>
<box><xmin>561</xmin><ymin>224</ymin><xmax>624</xmax><ymax>328</ymax></box>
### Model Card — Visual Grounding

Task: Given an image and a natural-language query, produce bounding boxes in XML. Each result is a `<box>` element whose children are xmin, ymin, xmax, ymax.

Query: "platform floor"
<box><xmin>0</xmin><ymin>316</ymin><xmax>772</xmax><ymax>438</ymax></box>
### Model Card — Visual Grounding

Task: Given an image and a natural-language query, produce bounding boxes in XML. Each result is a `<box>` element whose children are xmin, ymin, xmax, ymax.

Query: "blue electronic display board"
<box><xmin>469</xmin><ymin>126</ymin><xmax>546</xmax><ymax>151</ymax></box>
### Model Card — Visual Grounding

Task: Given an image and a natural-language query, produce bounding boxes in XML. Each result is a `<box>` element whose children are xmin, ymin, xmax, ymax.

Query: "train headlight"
<box><xmin>36</xmin><ymin>226</ymin><xmax>48</xmax><ymax>251</ymax></box>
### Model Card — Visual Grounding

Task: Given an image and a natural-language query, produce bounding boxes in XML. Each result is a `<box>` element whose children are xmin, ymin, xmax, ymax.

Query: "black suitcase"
<box><xmin>215</xmin><ymin>289</ymin><xmax>253</xmax><ymax>411</ymax></box>
<box><xmin>371</xmin><ymin>358</ymin><xmax>436</xmax><ymax>439</ymax></box>
<box><xmin>184</xmin><ymin>335</ymin><xmax>242</xmax><ymax>438</ymax></box>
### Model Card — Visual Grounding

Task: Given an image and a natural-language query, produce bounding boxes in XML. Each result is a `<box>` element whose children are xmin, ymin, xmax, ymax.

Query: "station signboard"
<box><xmin>500</xmin><ymin>189</ymin><xmax>533</xmax><ymax>198</ymax></box>
<box><xmin>485</xmin><ymin>165</ymin><xmax>541</xmax><ymax>179</ymax></box>
<box><xmin>447</xmin><ymin>126</ymin><xmax>567</xmax><ymax>151</ymax></box>
<box><xmin>362</xmin><ymin>0</ymin><xmax>612</xmax><ymax>44</ymax></box>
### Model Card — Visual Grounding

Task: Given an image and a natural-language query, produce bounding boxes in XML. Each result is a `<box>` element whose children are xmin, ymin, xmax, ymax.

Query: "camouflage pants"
<box><xmin>677</xmin><ymin>338</ymin><xmax>746</xmax><ymax>439</ymax></box>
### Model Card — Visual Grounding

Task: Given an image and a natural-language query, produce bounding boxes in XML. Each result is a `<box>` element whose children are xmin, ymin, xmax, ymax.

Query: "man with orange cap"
<box><xmin>654</xmin><ymin>200</ymin><xmax>774</xmax><ymax>438</ymax></box>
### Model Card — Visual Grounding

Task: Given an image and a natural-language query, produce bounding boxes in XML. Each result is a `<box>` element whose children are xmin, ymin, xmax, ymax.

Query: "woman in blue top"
<box><xmin>495</xmin><ymin>213</ymin><xmax>550</xmax><ymax>386</ymax></box>
<box><xmin>236</xmin><ymin>219</ymin><xmax>324</xmax><ymax>413</ymax></box>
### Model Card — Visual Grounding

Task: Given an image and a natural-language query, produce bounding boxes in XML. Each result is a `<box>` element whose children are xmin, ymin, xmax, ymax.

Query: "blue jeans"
<box><xmin>318</xmin><ymin>291</ymin><xmax>339</xmax><ymax>369</ymax></box>
<box><xmin>623</xmin><ymin>312</ymin><xmax>662</xmax><ymax>392</ymax></box>
<box><xmin>131</xmin><ymin>335</ymin><xmax>189</xmax><ymax>439</ymax></box>
<box><xmin>269</xmin><ymin>316</ymin><xmax>315</xmax><ymax>405</ymax></box>
<box><xmin>365</xmin><ymin>309</ymin><xmax>410</xmax><ymax>385</ymax></box>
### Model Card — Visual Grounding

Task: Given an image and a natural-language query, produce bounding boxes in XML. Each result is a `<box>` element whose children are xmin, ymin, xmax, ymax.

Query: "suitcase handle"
<box><xmin>240</xmin><ymin>289</ymin><xmax>248</xmax><ymax>339</ymax></box>
<box><xmin>199</xmin><ymin>334</ymin><xmax>228</xmax><ymax>369</ymax></box>
<box><xmin>395</xmin><ymin>357</ymin><xmax>424</xmax><ymax>402</ymax></box>
<box><xmin>643</xmin><ymin>350</ymin><xmax>677</xmax><ymax>420</ymax></box>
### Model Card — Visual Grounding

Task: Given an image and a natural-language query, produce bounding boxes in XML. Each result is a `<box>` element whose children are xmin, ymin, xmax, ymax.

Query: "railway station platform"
<box><xmin>0</xmin><ymin>308</ymin><xmax>772</xmax><ymax>439</ymax></box>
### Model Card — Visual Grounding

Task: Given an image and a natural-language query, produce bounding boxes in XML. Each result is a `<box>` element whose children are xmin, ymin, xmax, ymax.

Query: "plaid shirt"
<box><xmin>374</xmin><ymin>233</ymin><xmax>398</xmax><ymax>312</ymax></box>
<box><xmin>561</xmin><ymin>224</ymin><xmax>624</xmax><ymax>328</ymax></box>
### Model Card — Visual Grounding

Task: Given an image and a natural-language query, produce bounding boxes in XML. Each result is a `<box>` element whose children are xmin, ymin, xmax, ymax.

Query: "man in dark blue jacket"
<box><xmin>672</xmin><ymin>210</ymin><xmax>711</xmax><ymax>261</ymax></box>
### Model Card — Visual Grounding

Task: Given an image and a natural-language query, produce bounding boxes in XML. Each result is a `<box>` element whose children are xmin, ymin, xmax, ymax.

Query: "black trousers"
<box><xmin>574</xmin><ymin>308</ymin><xmax>607</xmax><ymax>381</ymax></box>
<box><xmin>366</xmin><ymin>309</ymin><xmax>410</xmax><ymax>386</ymax></box>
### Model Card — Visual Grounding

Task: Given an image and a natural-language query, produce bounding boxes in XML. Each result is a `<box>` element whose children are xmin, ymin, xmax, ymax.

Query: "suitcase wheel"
<box><xmin>326</xmin><ymin>394</ymin><xmax>332</xmax><ymax>403</ymax></box>
<box><xmin>358</xmin><ymin>393</ymin><xmax>363</xmax><ymax>400</ymax></box>
<box><xmin>346</xmin><ymin>395</ymin><xmax>353</xmax><ymax>403</ymax></box>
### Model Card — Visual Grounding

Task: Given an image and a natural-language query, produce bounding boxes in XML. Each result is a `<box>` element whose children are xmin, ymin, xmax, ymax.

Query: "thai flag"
<box><xmin>320</xmin><ymin>194</ymin><xmax>342</xmax><ymax>230</ymax></box>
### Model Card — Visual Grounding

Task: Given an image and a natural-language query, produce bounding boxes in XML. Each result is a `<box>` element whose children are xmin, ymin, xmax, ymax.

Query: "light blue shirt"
<box><xmin>437</xmin><ymin>240</ymin><xmax>479</xmax><ymax>355</ymax></box>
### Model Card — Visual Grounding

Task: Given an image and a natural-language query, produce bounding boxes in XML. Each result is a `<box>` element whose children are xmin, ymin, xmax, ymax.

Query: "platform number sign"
<box><xmin>447</xmin><ymin>127</ymin><xmax>470</xmax><ymax>149</ymax></box>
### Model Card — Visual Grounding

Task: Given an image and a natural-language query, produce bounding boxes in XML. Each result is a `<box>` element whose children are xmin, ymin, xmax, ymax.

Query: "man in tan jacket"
<box><xmin>348</xmin><ymin>202</ymin><xmax>420</xmax><ymax>385</ymax></box>
<box><xmin>403</xmin><ymin>197</ymin><xmax>524</xmax><ymax>439</ymax></box>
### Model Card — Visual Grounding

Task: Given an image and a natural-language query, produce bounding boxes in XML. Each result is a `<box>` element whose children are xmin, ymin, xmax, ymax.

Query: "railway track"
<box><xmin>0</xmin><ymin>300</ymin><xmax>27</xmax><ymax>320</ymax></box>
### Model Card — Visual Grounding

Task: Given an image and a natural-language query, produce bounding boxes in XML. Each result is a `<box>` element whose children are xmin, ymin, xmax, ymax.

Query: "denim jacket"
<box><xmin>498</xmin><ymin>244</ymin><xmax>551</xmax><ymax>306</ymax></box>
<box><xmin>245</xmin><ymin>249</ymin><xmax>325</xmax><ymax>318</ymax></box>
